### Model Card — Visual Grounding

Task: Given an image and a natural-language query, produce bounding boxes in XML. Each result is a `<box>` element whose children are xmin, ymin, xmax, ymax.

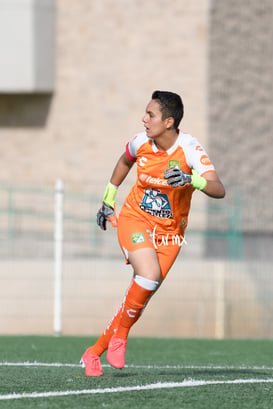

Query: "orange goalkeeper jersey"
<box><xmin>120</xmin><ymin>131</ymin><xmax>215</xmax><ymax>236</ymax></box>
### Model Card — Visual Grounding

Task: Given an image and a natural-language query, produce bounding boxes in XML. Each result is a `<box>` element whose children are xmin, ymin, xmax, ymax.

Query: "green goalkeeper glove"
<box><xmin>96</xmin><ymin>183</ymin><xmax>118</xmax><ymax>230</ymax></box>
<box><xmin>164</xmin><ymin>167</ymin><xmax>207</xmax><ymax>190</ymax></box>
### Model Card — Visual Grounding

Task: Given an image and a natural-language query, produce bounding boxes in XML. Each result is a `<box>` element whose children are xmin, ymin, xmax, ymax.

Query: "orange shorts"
<box><xmin>117</xmin><ymin>213</ymin><xmax>184</xmax><ymax>280</ymax></box>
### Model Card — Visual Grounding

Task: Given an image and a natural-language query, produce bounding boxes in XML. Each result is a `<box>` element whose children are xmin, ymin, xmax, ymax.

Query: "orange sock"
<box><xmin>114</xmin><ymin>279</ymin><xmax>155</xmax><ymax>340</ymax></box>
<box><xmin>86</xmin><ymin>302</ymin><xmax>124</xmax><ymax>356</ymax></box>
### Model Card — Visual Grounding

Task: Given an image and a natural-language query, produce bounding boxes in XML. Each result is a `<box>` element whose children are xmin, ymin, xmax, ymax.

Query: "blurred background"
<box><xmin>0</xmin><ymin>0</ymin><xmax>272</xmax><ymax>338</ymax></box>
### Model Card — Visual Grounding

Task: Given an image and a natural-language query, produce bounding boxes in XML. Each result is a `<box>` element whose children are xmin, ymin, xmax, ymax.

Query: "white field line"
<box><xmin>1</xmin><ymin>362</ymin><xmax>273</xmax><ymax>371</ymax></box>
<box><xmin>0</xmin><ymin>379</ymin><xmax>273</xmax><ymax>401</ymax></box>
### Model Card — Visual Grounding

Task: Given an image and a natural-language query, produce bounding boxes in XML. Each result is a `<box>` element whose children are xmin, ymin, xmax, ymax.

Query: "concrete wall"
<box><xmin>1</xmin><ymin>258</ymin><xmax>272</xmax><ymax>338</ymax></box>
<box><xmin>209</xmin><ymin>0</ymin><xmax>273</xmax><ymax>230</ymax></box>
<box><xmin>0</xmin><ymin>0</ymin><xmax>55</xmax><ymax>92</ymax></box>
<box><xmin>1</xmin><ymin>1</ymin><xmax>272</xmax><ymax>230</ymax></box>
<box><xmin>0</xmin><ymin>0</ymin><xmax>210</xmax><ymax>195</ymax></box>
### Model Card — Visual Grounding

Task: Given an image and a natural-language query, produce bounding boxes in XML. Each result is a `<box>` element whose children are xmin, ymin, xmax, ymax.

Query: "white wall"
<box><xmin>0</xmin><ymin>0</ymin><xmax>55</xmax><ymax>92</ymax></box>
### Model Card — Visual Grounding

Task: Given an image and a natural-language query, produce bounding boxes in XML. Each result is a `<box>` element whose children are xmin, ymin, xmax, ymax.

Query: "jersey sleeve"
<box><xmin>125</xmin><ymin>141</ymin><xmax>136</xmax><ymax>162</ymax></box>
<box><xmin>182</xmin><ymin>133</ymin><xmax>215</xmax><ymax>175</ymax></box>
<box><xmin>125</xmin><ymin>132</ymin><xmax>149</xmax><ymax>162</ymax></box>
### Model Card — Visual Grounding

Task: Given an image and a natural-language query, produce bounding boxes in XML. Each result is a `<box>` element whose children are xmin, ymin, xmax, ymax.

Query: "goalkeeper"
<box><xmin>81</xmin><ymin>90</ymin><xmax>225</xmax><ymax>376</ymax></box>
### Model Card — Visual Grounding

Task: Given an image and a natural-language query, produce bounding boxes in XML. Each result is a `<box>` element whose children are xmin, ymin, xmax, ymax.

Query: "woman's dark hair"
<box><xmin>152</xmin><ymin>90</ymin><xmax>184</xmax><ymax>129</ymax></box>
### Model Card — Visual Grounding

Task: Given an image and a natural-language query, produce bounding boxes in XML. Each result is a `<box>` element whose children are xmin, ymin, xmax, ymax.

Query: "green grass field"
<box><xmin>0</xmin><ymin>336</ymin><xmax>272</xmax><ymax>408</ymax></box>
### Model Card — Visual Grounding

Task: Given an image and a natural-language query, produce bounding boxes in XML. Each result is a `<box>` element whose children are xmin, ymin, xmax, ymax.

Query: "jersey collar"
<box><xmin>151</xmin><ymin>131</ymin><xmax>182</xmax><ymax>154</ymax></box>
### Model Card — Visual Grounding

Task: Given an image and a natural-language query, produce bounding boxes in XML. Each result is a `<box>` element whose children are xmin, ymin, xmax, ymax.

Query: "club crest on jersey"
<box><xmin>131</xmin><ymin>232</ymin><xmax>145</xmax><ymax>244</ymax></box>
<box><xmin>140</xmin><ymin>189</ymin><xmax>173</xmax><ymax>219</ymax></box>
<box><xmin>168</xmin><ymin>160</ymin><xmax>180</xmax><ymax>169</ymax></box>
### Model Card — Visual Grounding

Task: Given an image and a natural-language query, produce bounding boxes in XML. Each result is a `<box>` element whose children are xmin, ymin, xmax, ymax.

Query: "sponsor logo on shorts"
<box><xmin>131</xmin><ymin>232</ymin><xmax>145</xmax><ymax>244</ymax></box>
<box><xmin>147</xmin><ymin>224</ymin><xmax>187</xmax><ymax>249</ymax></box>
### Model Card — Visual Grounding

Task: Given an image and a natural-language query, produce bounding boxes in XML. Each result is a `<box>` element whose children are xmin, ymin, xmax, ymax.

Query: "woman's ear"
<box><xmin>165</xmin><ymin>116</ymin><xmax>175</xmax><ymax>129</ymax></box>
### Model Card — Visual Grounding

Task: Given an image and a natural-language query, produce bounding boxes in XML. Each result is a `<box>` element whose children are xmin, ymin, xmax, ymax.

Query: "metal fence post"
<box><xmin>54</xmin><ymin>179</ymin><xmax>64</xmax><ymax>336</ymax></box>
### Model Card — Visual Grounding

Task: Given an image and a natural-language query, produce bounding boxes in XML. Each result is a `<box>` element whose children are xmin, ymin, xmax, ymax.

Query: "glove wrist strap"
<box><xmin>103</xmin><ymin>182</ymin><xmax>118</xmax><ymax>208</ymax></box>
